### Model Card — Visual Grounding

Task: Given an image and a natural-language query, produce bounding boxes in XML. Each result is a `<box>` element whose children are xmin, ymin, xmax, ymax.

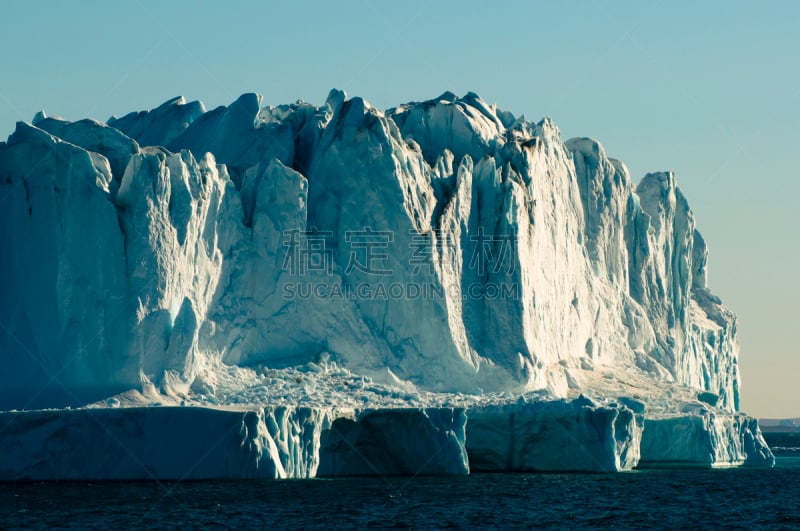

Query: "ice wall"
<box><xmin>0</xmin><ymin>401</ymin><xmax>648</xmax><ymax>480</ymax></box>
<box><xmin>639</xmin><ymin>412</ymin><xmax>775</xmax><ymax>467</ymax></box>
<box><xmin>465</xmin><ymin>397</ymin><xmax>642</xmax><ymax>472</ymax></box>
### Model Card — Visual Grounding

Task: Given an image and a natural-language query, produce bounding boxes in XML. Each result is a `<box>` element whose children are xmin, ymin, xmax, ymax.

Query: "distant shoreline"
<box><xmin>758</xmin><ymin>418</ymin><xmax>800</xmax><ymax>433</ymax></box>
<box><xmin>762</xmin><ymin>432</ymin><xmax>799</xmax><ymax>458</ymax></box>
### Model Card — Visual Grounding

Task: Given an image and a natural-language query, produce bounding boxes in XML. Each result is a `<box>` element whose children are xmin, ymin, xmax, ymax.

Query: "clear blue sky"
<box><xmin>1</xmin><ymin>0</ymin><xmax>797</xmax><ymax>417</ymax></box>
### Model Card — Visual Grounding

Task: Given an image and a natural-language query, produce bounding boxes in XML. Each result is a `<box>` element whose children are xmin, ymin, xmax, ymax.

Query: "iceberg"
<box><xmin>0</xmin><ymin>90</ymin><xmax>773</xmax><ymax>478</ymax></box>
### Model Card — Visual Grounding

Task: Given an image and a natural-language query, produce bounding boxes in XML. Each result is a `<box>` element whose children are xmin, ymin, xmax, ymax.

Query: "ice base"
<box><xmin>0</xmin><ymin>399</ymin><xmax>772</xmax><ymax>480</ymax></box>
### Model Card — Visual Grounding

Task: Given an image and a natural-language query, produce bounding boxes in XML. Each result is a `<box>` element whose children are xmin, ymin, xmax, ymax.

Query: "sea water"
<box><xmin>2</xmin><ymin>458</ymin><xmax>798</xmax><ymax>530</ymax></box>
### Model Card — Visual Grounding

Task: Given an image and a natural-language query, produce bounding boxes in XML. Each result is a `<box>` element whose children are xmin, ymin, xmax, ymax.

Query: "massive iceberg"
<box><xmin>0</xmin><ymin>91</ymin><xmax>772</xmax><ymax>479</ymax></box>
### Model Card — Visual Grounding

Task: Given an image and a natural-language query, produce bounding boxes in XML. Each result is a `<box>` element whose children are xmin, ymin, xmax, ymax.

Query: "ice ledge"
<box><xmin>0</xmin><ymin>406</ymin><xmax>469</xmax><ymax>481</ymax></box>
<box><xmin>638</xmin><ymin>413</ymin><xmax>775</xmax><ymax>468</ymax></box>
<box><xmin>465</xmin><ymin>397</ymin><xmax>642</xmax><ymax>472</ymax></box>
<box><xmin>2</xmin><ymin>397</ymin><xmax>772</xmax><ymax>481</ymax></box>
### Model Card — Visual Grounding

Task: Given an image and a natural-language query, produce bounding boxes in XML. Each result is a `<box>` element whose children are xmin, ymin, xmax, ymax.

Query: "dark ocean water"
<box><xmin>2</xmin><ymin>458</ymin><xmax>799</xmax><ymax>530</ymax></box>
<box><xmin>767</xmin><ymin>432</ymin><xmax>800</xmax><ymax>457</ymax></box>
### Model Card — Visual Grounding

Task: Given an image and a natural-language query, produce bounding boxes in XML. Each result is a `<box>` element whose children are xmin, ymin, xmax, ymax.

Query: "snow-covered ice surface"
<box><xmin>0</xmin><ymin>90</ymin><xmax>773</xmax><ymax>478</ymax></box>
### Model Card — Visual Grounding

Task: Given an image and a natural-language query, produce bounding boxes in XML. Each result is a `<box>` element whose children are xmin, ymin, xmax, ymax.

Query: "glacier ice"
<box><xmin>0</xmin><ymin>89</ymin><xmax>774</xmax><ymax>477</ymax></box>
<box><xmin>0</xmin><ymin>399</ymin><xmax>629</xmax><ymax>480</ymax></box>
<box><xmin>0</xmin><ymin>406</ymin><xmax>330</xmax><ymax>480</ymax></box>
<box><xmin>639</xmin><ymin>412</ymin><xmax>775</xmax><ymax>468</ymax></box>
<box><xmin>317</xmin><ymin>408</ymin><xmax>469</xmax><ymax>477</ymax></box>
<box><xmin>465</xmin><ymin>396</ymin><xmax>642</xmax><ymax>473</ymax></box>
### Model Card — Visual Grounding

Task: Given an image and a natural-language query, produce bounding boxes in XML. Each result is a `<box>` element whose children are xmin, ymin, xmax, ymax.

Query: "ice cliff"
<box><xmin>0</xmin><ymin>91</ymin><xmax>772</xmax><ymax>477</ymax></box>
